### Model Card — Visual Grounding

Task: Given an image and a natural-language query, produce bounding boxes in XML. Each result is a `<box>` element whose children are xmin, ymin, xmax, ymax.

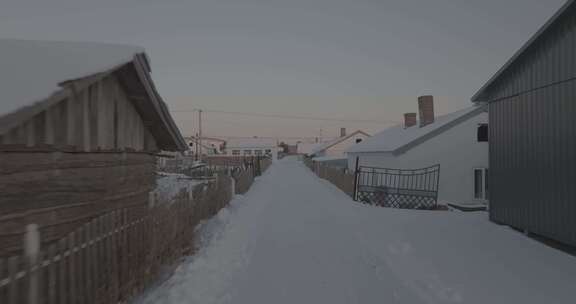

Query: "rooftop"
<box><xmin>347</xmin><ymin>105</ymin><xmax>485</xmax><ymax>154</ymax></box>
<box><xmin>226</xmin><ymin>138</ymin><xmax>277</xmax><ymax>149</ymax></box>
<box><xmin>0</xmin><ymin>39</ymin><xmax>144</xmax><ymax>118</ymax></box>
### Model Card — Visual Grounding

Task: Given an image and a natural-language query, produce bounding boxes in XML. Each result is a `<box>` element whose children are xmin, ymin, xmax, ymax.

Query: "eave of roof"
<box><xmin>0</xmin><ymin>41</ymin><xmax>187</xmax><ymax>151</ymax></box>
<box><xmin>311</xmin><ymin>130</ymin><xmax>370</xmax><ymax>155</ymax></box>
<box><xmin>471</xmin><ymin>0</ymin><xmax>575</xmax><ymax>102</ymax></box>
<box><xmin>348</xmin><ymin>105</ymin><xmax>487</xmax><ymax>155</ymax></box>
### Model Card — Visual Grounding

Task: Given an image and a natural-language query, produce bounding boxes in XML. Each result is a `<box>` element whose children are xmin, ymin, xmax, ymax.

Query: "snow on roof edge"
<box><xmin>347</xmin><ymin>105</ymin><xmax>486</xmax><ymax>154</ymax></box>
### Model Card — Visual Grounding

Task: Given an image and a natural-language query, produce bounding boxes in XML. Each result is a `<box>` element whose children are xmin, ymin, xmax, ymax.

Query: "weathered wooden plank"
<box><xmin>110</xmin><ymin>211</ymin><xmax>119</xmax><ymax>302</ymax></box>
<box><xmin>47</xmin><ymin>244</ymin><xmax>57</xmax><ymax>304</ymax></box>
<box><xmin>58</xmin><ymin>238</ymin><xmax>67</xmax><ymax>304</ymax></box>
<box><xmin>86</xmin><ymin>221</ymin><xmax>95</xmax><ymax>304</ymax></box>
<box><xmin>26</xmin><ymin>119</ymin><xmax>35</xmax><ymax>147</ymax></box>
<box><xmin>68</xmin><ymin>232</ymin><xmax>77</xmax><ymax>304</ymax></box>
<box><xmin>7</xmin><ymin>255</ymin><xmax>19</xmax><ymax>304</ymax></box>
<box><xmin>0</xmin><ymin>257</ymin><xmax>6</xmax><ymax>303</ymax></box>
<box><xmin>66</xmin><ymin>98</ymin><xmax>75</xmax><ymax>147</ymax></box>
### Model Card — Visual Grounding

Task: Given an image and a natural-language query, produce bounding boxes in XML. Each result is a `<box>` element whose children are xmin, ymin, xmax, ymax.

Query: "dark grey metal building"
<box><xmin>472</xmin><ymin>0</ymin><xmax>576</xmax><ymax>246</ymax></box>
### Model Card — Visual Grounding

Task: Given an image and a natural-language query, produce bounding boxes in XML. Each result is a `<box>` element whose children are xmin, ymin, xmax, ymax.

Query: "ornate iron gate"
<box><xmin>353</xmin><ymin>163</ymin><xmax>441</xmax><ymax>210</ymax></box>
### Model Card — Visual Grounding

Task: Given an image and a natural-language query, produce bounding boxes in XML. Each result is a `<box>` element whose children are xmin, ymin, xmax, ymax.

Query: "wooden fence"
<box><xmin>304</xmin><ymin>158</ymin><xmax>355</xmax><ymax>197</ymax></box>
<box><xmin>0</xmin><ymin>174</ymin><xmax>233</xmax><ymax>304</ymax></box>
<box><xmin>232</xmin><ymin>158</ymin><xmax>272</xmax><ymax>195</ymax></box>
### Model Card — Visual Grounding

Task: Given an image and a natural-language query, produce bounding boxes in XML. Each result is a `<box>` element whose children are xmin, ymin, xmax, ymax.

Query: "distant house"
<box><xmin>297</xmin><ymin>142</ymin><xmax>323</xmax><ymax>156</ymax></box>
<box><xmin>0</xmin><ymin>39</ymin><xmax>186</xmax><ymax>256</ymax></box>
<box><xmin>185</xmin><ymin>136</ymin><xmax>226</xmax><ymax>156</ymax></box>
<box><xmin>347</xmin><ymin>96</ymin><xmax>488</xmax><ymax>208</ymax></box>
<box><xmin>310</xmin><ymin>128</ymin><xmax>370</xmax><ymax>159</ymax></box>
<box><xmin>224</xmin><ymin>137</ymin><xmax>278</xmax><ymax>160</ymax></box>
<box><xmin>472</xmin><ymin>1</ymin><xmax>576</xmax><ymax>246</ymax></box>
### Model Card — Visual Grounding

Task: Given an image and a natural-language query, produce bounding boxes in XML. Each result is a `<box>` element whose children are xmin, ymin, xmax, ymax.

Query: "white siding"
<box><xmin>348</xmin><ymin>113</ymin><xmax>488</xmax><ymax>206</ymax></box>
<box><xmin>322</xmin><ymin>133</ymin><xmax>370</xmax><ymax>158</ymax></box>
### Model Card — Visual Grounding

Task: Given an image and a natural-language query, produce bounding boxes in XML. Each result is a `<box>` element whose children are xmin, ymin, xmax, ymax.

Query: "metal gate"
<box><xmin>353</xmin><ymin>164</ymin><xmax>441</xmax><ymax>210</ymax></box>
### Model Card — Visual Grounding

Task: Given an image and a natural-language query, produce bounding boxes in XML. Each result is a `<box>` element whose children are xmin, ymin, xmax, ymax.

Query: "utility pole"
<box><xmin>198</xmin><ymin>109</ymin><xmax>203</xmax><ymax>163</ymax></box>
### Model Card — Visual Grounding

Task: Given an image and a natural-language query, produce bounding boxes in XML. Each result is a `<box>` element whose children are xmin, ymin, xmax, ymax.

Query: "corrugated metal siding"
<box><xmin>489</xmin><ymin>79</ymin><xmax>576</xmax><ymax>246</ymax></box>
<box><xmin>485</xmin><ymin>7</ymin><xmax>576</xmax><ymax>101</ymax></box>
<box><xmin>484</xmin><ymin>3</ymin><xmax>576</xmax><ymax>246</ymax></box>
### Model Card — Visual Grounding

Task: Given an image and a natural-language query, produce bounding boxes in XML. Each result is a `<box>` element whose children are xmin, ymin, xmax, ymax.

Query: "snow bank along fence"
<box><xmin>0</xmin><ymin>174</ymin><xmax>234</xmax><ymax>304</ymax></box>
<box><xmin>304</xmin><ymin>158</ymin><xmax>355</xmax><ymax>197</ymax></box>
<box><xmin>304</xmin><ymin>157</ymin><xmax>441</xmax><ymax>210</ymax></box>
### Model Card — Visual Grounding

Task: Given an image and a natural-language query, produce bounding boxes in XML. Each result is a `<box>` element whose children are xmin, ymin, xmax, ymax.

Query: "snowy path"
<box><xmin>140</xmin><ymin>157</ymin><xmax>576</xmax><ymax>304</ymax></box>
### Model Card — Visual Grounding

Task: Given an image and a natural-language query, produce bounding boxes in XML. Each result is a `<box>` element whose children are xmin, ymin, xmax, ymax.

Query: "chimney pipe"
<box><xmin>418</xmin><ymin>95</ymin><xmax>435</xmax><ymax>127</ymax></box>
<box><xmin>340</xmin><ymin>128</ymin><xmax>347</xmax><ymax>137</ymax></box>
<box><xmin>404</xmin><ymin>113</ymin><xmax>417</xmax><ymax>128</ymax></box>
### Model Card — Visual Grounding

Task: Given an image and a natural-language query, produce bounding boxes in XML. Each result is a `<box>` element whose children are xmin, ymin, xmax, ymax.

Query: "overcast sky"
<box><xmin>0</xmin><ymin>0</ymin><xmax>566</xmax><ymax>139</ymax></box>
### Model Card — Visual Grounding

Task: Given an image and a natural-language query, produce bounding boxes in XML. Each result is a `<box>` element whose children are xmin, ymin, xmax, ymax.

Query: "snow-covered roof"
<box><xmin>311</xmin><ymin>156</ymin><xmax>347</xmax><ymax>162</ymax></box>
<box><xmin>347</xmin><ymin>105</ymin><xmax>486</xmax><ymax>154</ymax></box>
<box><xmin>297</xmin><ymin>142</ymin><xmax>323</xmax><ymax>155</ymax></box>
<box><xmin>311</xmin><ymin>130</ymin><xmax>370</xmax><ymax>155</ymax></box>
<box><xmin>0</xmin><ymin>39</ymin><xmax>143</xmax><ymax>118</ymax></box>
<box><xmin>226</xmin><ymin>138</ymin><xmax>277</xmax><ymax>149</ymax></box>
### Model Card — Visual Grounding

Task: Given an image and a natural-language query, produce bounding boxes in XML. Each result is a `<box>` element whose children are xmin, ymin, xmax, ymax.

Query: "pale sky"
<box><xmin>0</xmin><ymin>0</ymin><xmax>565</xmax><ymax>140</ymax></box>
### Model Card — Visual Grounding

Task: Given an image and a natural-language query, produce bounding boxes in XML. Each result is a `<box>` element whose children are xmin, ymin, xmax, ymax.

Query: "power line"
<box><xmin>171</xmin><ymin>109</ymin><xmax>399</xmax><ymax>124</ymax></box>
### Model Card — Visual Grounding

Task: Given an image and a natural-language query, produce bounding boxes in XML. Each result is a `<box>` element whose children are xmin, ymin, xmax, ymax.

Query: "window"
<box><xmin>477</xmin><ymin>124</ymin><xmax>488</xmax><ymax>142</ymax></box>
<box><xmin>265</xmin><ymin>149</ymin><xmax>272</xmax><ymax>154</ymax></box>
<box><xmin>355</xmin><ymin>138</ymin><xmax>363</xmax><ymax>143</ymax></box>
<box><xmin>243</xmin><ymin>150</ymin><xmax>252</xmax><ymax>155</ymax></box>
<box><xmin>232</xmin><ymin>150</ymin><xmax>240</xmax><ymax>156</ymax></box>
<box><xmin>254</xmin><ymin>150</ymin><xmax>263</xmax><ymax>155</ymax></box>
<box><xmin>474</xmin><ymin>168</ymin><xmax>489</xmax><ymax>201</ymax></box>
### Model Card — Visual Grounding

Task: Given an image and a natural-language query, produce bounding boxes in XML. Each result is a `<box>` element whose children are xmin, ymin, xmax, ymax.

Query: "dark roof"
<box><xmin>471</xmin><ymin>0</ymin><xmax>576</xmax><ymax>102</ymax></box>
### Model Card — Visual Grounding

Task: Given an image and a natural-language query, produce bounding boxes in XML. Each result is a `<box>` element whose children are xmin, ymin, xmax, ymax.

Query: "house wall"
<box><xmin>323</xmin><ymin>133</ymin><xmax>370</xmax><ymax>158</ymax></box>
<box><xmin>0</xmin><ymin>151</ymin><xmax>155</xmax><ymax>257</ymax></box>
<box><xmin>0</xmin><ymin>74</ymin><xmax>158</xmax><ymax>152</ymax></box>
<box><xmin>481</xmin><ymin>5</ymin><xmax>576</xmax><ymax>246</ymax></box>
<box><xmin>348</xmin><ymin>112</ymin><xmax>488</xmax><ymax>206</ymax></box>
<box><xmin>0</xmin><ymin>74</ymin><xmax>161</xmax><ymax>257</ymax></box>
<box><xmin>225</xmin><ymin>147</ymin><xmax>278</xmax><ymax>160</ymax></box>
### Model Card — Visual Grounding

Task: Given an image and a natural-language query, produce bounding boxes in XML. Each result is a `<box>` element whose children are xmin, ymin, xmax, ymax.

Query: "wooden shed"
<box><xmin>0</xmin><ymin>39</ymin><xmax>187</xmax><ymax>256</ymax></box>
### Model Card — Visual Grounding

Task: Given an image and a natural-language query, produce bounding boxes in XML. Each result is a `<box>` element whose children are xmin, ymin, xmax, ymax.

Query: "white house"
<box><xmin>297</xmin><ymin>142</ymin><xmax>322</xmax><ymax>156</ymax></box>
<box><xmin>224</xmin><ymin>137</ymin><xmax>278</xmax><ymax>160</ymax></box>
<box><xmin>347</xmin><ymin>96</ymin><xmax>488</xmax><ymax>209</ymax></box>
<box><xmin>185</xmin><ymin>136</ymin><xmax>226</xmax><ymax>156</ymax></box>
<box><xmin>310</xmin><ymin>129</ymin><xmax>370</xmax><ymax>159</ymax></box>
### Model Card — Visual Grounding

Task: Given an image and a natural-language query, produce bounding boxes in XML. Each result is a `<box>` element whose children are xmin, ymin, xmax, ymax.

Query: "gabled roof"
<box><xmin>471</xmin><ymin>0</ymin><xmax>576</xmax><ymax>102</ymax></box>
<box><xmin>311</xmin><ymin>130</ymin><xmax>370</xmax><ymax>155</ymax></box>
<box><xmin>297</xmin><ymin>142</ymin><xmax>323</xmax><ymax>155</ymax></box>
<box><xmin>0</xmin><ymin>39</ymin><xmax>187</xmax><ymax>151</ymax></box>
<box><xmin>226</xmin><ymin>137</ymin><xmax>277</xmax><ymax>149</ymax></box>
<box><xmin>347</xmin><ymin>105</ymin><xmax>486</xmax><ymax>154</ymax></box>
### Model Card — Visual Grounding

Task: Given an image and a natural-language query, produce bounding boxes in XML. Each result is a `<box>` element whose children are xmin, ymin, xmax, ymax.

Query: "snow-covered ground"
<box><xmin>140</xmin><ymin>157</ymin><xmax>576</xmax><ymax>304</ymax></box>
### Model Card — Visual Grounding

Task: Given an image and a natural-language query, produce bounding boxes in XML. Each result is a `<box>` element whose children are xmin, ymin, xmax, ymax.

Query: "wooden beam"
<box><xmin>82</xmin><ymin>90</ymin><xmax>91</xmax><ymax>152</ymax></box>
<box><xmin>26</xmin><ymin>120</ymin><xmax>35</xmax><ymax>147</ymax></box>
<box><xmin>45</xmin><ymin>106</ymin><xmax>55</xmax><ymax>145</ymax></box>
<box><xmin>67</xmin><ymin>98</ymin><xmax>76</xmax><ymax>146</ymax></box>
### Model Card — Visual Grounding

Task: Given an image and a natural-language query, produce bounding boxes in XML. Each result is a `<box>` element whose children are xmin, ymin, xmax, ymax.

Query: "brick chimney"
<box><xmin>340</xmin><ymin>128</ymin><xmax>347</xmax><ymax>137</ymax></box>
<box><xmin>418</xmin><ymin>95</ymin><xmax>435</xmax><ymax>127</ymax></box>
<box><xmin>403</xmin><ymin>113</ymin><xmax>417</xmax><ymax>128</ymax></box>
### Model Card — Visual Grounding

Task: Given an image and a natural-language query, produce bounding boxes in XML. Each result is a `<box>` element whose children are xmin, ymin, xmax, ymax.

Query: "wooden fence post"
<box><xmin>24</xmin><ymin>224</ymin><xmax>40</xmax><ymax>304</ymax></box>
<box><xmin>230</xmin><ymin>176</ymin><xmax>236</xmax><ymax>197</ymax></box>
